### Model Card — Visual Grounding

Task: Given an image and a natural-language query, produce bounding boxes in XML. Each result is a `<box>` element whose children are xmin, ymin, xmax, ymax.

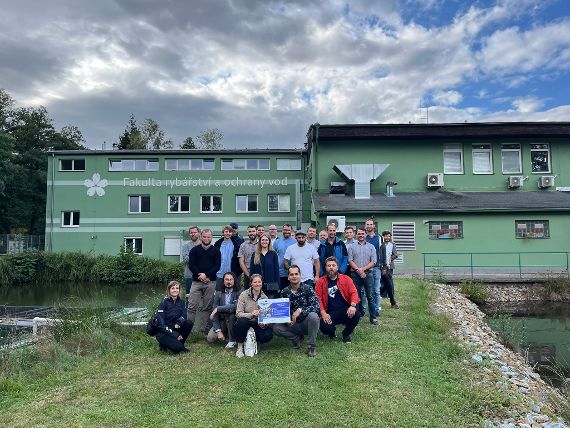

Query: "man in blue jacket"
<box><xmin>318</xmin><ymin>223</ymin><xmax>348</xmax><ymax>276</ymax></box>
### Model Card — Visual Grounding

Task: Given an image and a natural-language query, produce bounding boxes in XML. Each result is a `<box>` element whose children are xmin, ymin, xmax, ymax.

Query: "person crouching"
<box><xmin>156</xmin><ymin>280</ymin><xmax>193</xmax><ymax>353</ymax></box>
<box><xmin>207</xmin><ymin>272</ymin><xmax>242</xmax><ymax>349</ymax></box>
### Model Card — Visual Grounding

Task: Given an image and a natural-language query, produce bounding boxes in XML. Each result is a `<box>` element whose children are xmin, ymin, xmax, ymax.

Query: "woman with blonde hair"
<box><xmin>249</xmin><ymin>234</ymin><xmax>280</xmax><ymax>297</ymax></box>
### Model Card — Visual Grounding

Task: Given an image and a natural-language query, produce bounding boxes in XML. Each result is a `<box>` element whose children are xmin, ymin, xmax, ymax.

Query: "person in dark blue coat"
<box><xmin>249</xmin><ymin>234</ymin><xmax>280</xmax><ymax>297</ymax></box>
<box><xmin>318</xmin><ymin>224</ymin><xmax>348</xmax><ymax>276</ymax></box>
<box><xmin>155</xmin><ymin>280</ymin><xmax>193</xmax><ymax>353</ymax></box>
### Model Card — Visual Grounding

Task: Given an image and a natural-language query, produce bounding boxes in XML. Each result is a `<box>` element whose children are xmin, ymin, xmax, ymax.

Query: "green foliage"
<box><xmin>486</xmin><ymin>313</ymin><xmax>527</xmax><ymax>351</ymax></box>
<box><xmin>196</xmin><ymin>127</ymin><xmax>224</xmax><ymax>149</ymax></box>
<box><xmin>115</xmin><ymin>115</ymin><xmax>173</xmax><ymax>150</ymax></box>
<box><xmin>543</xmin><ymin>276</ymin><xmax>570</xmax><ymax>297</ymax></box>
<box><xmin>180</xmin><ymin>136</ymin><xmax>196</xmax><ymax>149</ymax></box>
<box><xmin>459</xmin><ymin>281</ymin><xmax>489</xmax><ymax>304</ymax></box>
<box><xmin>430</xmin><ymin>262</ymin><xmax>448</xmax><ymax>283</ymax></box>
<box><xmin>0</xmin><ymin>248</ymin><xmax>183</xmax><ymax>286</ymax></box>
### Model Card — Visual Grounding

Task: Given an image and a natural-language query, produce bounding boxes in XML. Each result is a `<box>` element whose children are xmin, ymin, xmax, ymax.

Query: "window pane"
<box><xmin>72</xmin><ymin>212</ymin><xmax>80</xmax><ymax>226</ymax></box>
<box><xmin>181</xmin><ymin>196</ymin><xmax>190</xmax><ymax>212</ymax></box>
<box><xmin>276</xmin><ymin>159</ymin><xmax>287</xmax><ymax>170</ymax></box>
<box><xmin>221</xmin><ymin>160</ymin><xmax>232</xmax><ymax>170</ymax></box>
<box><xmin>246</xmin><ymin>159</ymin><xmax>257</xmax><ymax>170</ymax></box>
<box><xmin>444</xmin><ymin>152</ymin><xmax>462</xmax><ymax>173</ymax></box>
<box><xmin>473</xmin><ymin>152</ymin><xmax>492</xmax><ymax>174</ymax></box>
<box><xmin>169</xmin><ymin>196</ymin><xmax>179</xmax><ymax>212</ymax></box>
<box><xmin>502</xmin><ymin>151</ymin><xmax>521</xmax><ymax>173</ymax></box>
<box><xmin>531</xmin><ymin>150</ymin><xmax>549</xmax><ymax>172</ymax></box>
<box><xmin>60</xmin><ymin>159</ymin><xmax>73</xmax><ymax>170</ymax></box>
<box><xmin>278</xmin><ymin>195</ymin><xmax>290</xmax><ymax>212</ymax></box>
<box><xmin>134</xmin><ymin>239</ymin><xmax>143</xmax><ymax>254</ymax></box>
<box><xmin>148</xmin><ymin>161</ymin><xmax>159</xmax><ymax>171</ymax></box>
<box><xmin>123</xmin><ymin>160</ymin><xmax>135</xmax><ymax>171</ymax></box>
<box><xmin>74</xmin><ymin>159</ymin><xmax>85</xmax><ymax>170</ymax></box>
<box><xmin>110</xmin><ymin>160</ymin><xmax>122</xmax><ymax>171</ymax></box>
<box><xmin>247</xmin><ymin>196</ymin><xmax>257</xmax><ymax>212</ymax></box>
<box><xmin>268</xmin><ymin>195</ymin><xmax>278</xmax><ymax>211</ymax></box>
<box><xmin>203</xmin><ymin>159</ymin><xmax>214</xmax><ymax>170</ymax></box>
<box><xmin>63</xmin><ymin>211</ymin><xmax>71</xmax><ymax>225</ymax></box>
<box><xmin>135</xmin><ymin>160</ymin><xmax>146</xmax><ymax>170</ymax></box>
<box><xmin>141</xmin><ymin>196</ymin><xmax>150</xmax><ymax>212</ymax></box>
<box><xmin>191</xmin><ymin>159</ymin><xmax>202</xmax><ymax>170</ymax></box>
<box><xmin>178</xmin><ymin>159</ymin><xmax>190</xmax><ymax>170</ymax></box>
<box><xmin>236</xmin><ymin>196</ymin><xmax>246</xmax><ymax>212</ymax></box>
<box><xmin>165</xmin><ymin>159</ymin><xmax>177</xmax><ymax>170</ymax></box>
<box><xmin>212</xmin><ymin>196</ymin><xmax>222</xmax><ymax>212</ymax></box>
<box><xmin>129</xmin><ymin>196</ymin><xmax>139</xmax><ymax>212</ymax></box>
<box><xmin>233</xmin><ymin>159</ymin><xmax>245</xmax><ymax>170</ymax></box>
<box><xmin>201</xmin><ymin>196</ymin><xmax>210</xmax><ymax>212</ymax></box>
<box><xmin>259</xmin><ymin>159</ymin><xmax>270</xmax><ymax>170</ymax></box>
<box><xmin>290</xmin><ymin>159</ymin><xmax>301</xmax><ymax>170</ymax></box>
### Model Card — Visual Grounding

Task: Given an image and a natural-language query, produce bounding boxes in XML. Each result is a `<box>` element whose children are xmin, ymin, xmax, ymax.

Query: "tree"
<box><xmin>196</xmin><ymin>128</ymin><xmax>224</xmax><ymax>150</ymax></box>
<box><xmin>140</xmin><ymin>118</ymin><xmax>173</xmax><ymax>149</ymax></box>
<box><xmin>116</xmin><ymin>114</ymin><xmax>144</xmax><ymax>150</ymax></box>
<box><xmin>180</xmin><ymin>136</ymin><xmax>196</xmax><ymax>149</ymax></box>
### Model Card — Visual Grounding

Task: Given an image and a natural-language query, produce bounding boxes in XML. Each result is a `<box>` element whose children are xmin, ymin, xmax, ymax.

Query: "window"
<box><xmin>124</xmin><ymin>237</ymin><xmax>143</xmax><ymax>254</ymax></box>
<box><xmin>392</xmin><ymin>222</ymin><xmax>415</xmax><ymax>250</ymax></box>
<box><xmin>530</xmin><ymin>144</ymin><xmax>550</xmax><ymax>173</ymax></box>
<box><xmin>221</xmin><ymin>159</ymin><xmax>270</xmax><ymax>170</ymax></box>
<box><xmin>443</xmin><ymin>144</ymin><xmax>463</xmax><ymax>174</ymax></box>
<box><xmin>168</xmin><ymin>195</ymin><xmax>190</xmax><ymax>213</ymax></box>
<box><xmin>201</xmin><ymin>195</ymin><xmax>222</xmax><ymax>213</ymax></box>
<box><xmin>472</xmin><ymin>144</ymin><xmax>493</xmax><ymax>174</ymax></box>
<box><xmin>276</xmin><ymin>158</ymin><xmax>302</xmax><ymax>170</ymax></box>
<box><xmin>268</xmin><ymin>194</ymin><xmax>290</xmax><ymax>212</ymax></box>
<box><xmin>61</xmin><ymin>211</ymin><xmax>80</xmax><ymax>227</ymax></box>
<box><xmin>164</xmin><ymin>159</ymin><xmax>214</xmax><ymax>171</ymax></box>
<box><xmin>501</xmin><ymin>144</ymin><xmax>522</xmax><ymax>174</ymax></box>
<box><xmin>129</xmin><ymin>195</ymin><xmax>150</xmax><ymax>213</ymax></box>
<box><xmin>109</xmin><ymin>159</ymin><xmax>159</xmax><ymax>171</ymax></box>
<box><xmin>60</xmin><ymin>159</ymin><xmax>85</xmax><ymax>171</ymax></box>
<box><xmin>236</xmin><ymin>195</ymin><xmax>258</xmax><ymax>213</ymax></box>
<box><xmin>429</xmin><ymin>221</ymin><xmax>463</xmax><ymax>239</ymax></box>
<box><xmin>164</xmin><ymin>237</ymin><xmax>181</xmax><ymax>256</ymax></box>
<box><xmin>515</xmin><ymin>220</ymin><xmax>550</xmax><ymax>239</ymax></box>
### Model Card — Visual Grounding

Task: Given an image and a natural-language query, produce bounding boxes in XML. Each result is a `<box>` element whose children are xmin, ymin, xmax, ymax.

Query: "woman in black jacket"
<box><xmin>156</xmin><ymin>280</ymin><xmax>193</xmax><ymax>353</ymax></box>
<box><xmin>250</xmin><ymin>234</ymin><xmax>280</xmax><ymax>298</ymax></box>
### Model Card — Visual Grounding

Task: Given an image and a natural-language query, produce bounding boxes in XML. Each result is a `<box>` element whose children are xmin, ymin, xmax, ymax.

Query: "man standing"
<box><xmin>214</xmin><ymin>225</ymin><xmax>243</xmax><ymax>290</ymax></box>
<box><xmin>268</xmin><ymin>224</ymin><xmax>278</xmax><ymax>244</ymax></box>
<box><xmin>365</xmin><ymin>218</ymin><xmax>384</xmax><ymax>317</ymax></box>
<box><xmin>238</xmin><ymin>225</ymin><xmax>258</xmax><ymax>288</ymax></box>
<box><xmin>273</xmin><ymin>223</ymin><xmax>297</xmax><ymax>290</ymax></box>
<box><xmin>306</xmin><ymin>226</ymin><xmax>320</xmax><ymax>250</ymax></box>
<box><xmin>187</xmin><ymin>229</ymin><xmax>221</xmax><ymax>333</ymax></box>
<box><xmin>182</xmin><ymin>226</ymin><xmax>201</xmax><ymax>295</ymax></box>
<box><xmin>348</xmin><ymin>227</ymin><xmax>378</xmax><ymax>325</ymax></box>
<box><xmin>273</xmin><ymin>265</ymin><xmax>321</xmax><ymax>357</ymax></box>
<box><xmin>343</xmin><ymin>225</ymin><xmax>356</xmax><ymax>277</ymax></box>
<box><xmin>318</xmin><ymin>224</ymin><xmax>348</xmax><ymax>275</ymax></box>
<box><xmin>284</xmin><ymin>230</ymin><xmax>320</xmax><ymax>288</ymax></box>
<box><xmin>381</xmin><ymin>230</ymin><xmax>399</xmax><ymax>309</ymax></box>
<box><xmin>256</xmin><ymin>224</ymin><xmax>265</xmax><ymax>239</ymax></box>
<box><xmin>316</xmin><ymin>256</ymin><xmax>360</xmax><ymax>343</ymax></box>
<box><xmin>230</xmin><ymin>222</ymin><xmax>240</xmax><ymax>238</ymax></box>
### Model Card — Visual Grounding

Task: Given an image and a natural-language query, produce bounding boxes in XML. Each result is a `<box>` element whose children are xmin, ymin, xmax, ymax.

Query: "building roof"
<box><xmin>306</xmin><ymin>122</ymin><xmax>570</xmax><ymax>151</ymax></box>
<box><xmin>49</xmin><ymin>148</ymin><xmax>306</xmax><ymax>156</ymax></box>
<box><xmin>312</xmin><ymin>190</ymin><xmax>570</xmax><ymax>214</ymax></box>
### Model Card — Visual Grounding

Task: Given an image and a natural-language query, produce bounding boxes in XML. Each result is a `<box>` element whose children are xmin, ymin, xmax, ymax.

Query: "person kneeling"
<box><xmin>315</xmin><ymin>257</ymin><xmax>360</xmax><ymax>344</ymax></box>
<box><xmin>207</xmin><ymin>272</ymin><xmax>242</xmax><ymax>348</ymax></box>
<box><xmin>156</xmin><ymin>280</ymin><xmax>193</xmax><ymax>353</ymax></box>
<box><xmin>273</xmin><ymin>265</ymin><xmax>320</xmax><ymax>357</ymax></box>
<box><xmin>234</xmin><ymin>274</ymin><xmax>273</xmax><ymax>357</ymax></box>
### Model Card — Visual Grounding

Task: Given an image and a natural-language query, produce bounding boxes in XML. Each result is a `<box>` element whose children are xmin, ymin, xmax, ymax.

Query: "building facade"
<box><xmin>46</xmin><ymin>149</ymin><xmax>307</xmax><ymax>261</ymax></box>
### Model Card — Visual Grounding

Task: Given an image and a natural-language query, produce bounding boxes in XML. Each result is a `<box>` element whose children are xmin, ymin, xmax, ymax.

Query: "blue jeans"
<box><xmin>370</xmin><ymin>267</ymin><xmax>381</xmax><ymax>315</ymax></box>
<box><xmin>351</xmin><ymin>272</ymin><xmax>378</xmax><ymax>321</ymax></box>
<box><xmin>184</xmin><ymin>277</ymin><xmax>192</xmax><ymax>295</ymax></box>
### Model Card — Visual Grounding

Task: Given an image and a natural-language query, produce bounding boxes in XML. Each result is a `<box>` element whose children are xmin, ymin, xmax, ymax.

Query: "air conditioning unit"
<box><xmin>539</xmin><ymin>175</ymin><xmax>555</xmax><ymax>188</ymax></box>
<box><xmin>508</xmin><ymin>176</ymin><xmax>523</xmax><ymax>188</ymax></box>
<box><xmin>427</xmin><ymin>173</ymin><xmax>444</xmax><ymax>188</ymax></box>
<box><xmin>326</xmin><ymin>215</ymin><xmax>346</xmax><ymax>231</ymax></box>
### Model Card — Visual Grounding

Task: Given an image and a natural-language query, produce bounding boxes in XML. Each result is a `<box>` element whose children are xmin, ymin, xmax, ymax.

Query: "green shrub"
<box><xmin>543</xmin><ymin>276</ymin><xmax>570</xmax><ymax>296</ymax></box>
<box><xmin>459</xmin><ymin>281</ymin><xmax>488</xmax><ymax>304</ymax></box>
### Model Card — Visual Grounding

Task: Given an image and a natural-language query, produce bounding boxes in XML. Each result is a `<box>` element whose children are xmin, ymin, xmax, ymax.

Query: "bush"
<box><xmin>543</xmin><ymin>276</ymin><xmax>570</xmax><ymax>297</ymax></box>
<box><xmin>459</xmin><ymin>281</ymin><xmax>488</xmax><ymax>304</ymax></box>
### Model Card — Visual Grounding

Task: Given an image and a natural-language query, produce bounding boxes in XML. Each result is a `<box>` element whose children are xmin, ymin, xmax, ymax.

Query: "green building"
<box><xmin>46</xmin><ymin>122</ymin><xmax>570</xmax><ymax>277</ymax></box>
<box><xmin>46</xmin><ymin>149</ymin><xmax>307</xmax><ymax>261</ymax></box>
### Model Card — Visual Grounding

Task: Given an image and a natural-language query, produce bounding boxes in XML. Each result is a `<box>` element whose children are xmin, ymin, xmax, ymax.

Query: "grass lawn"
<box><xmin>0</xmin><ymin>279</ymin><xmax>511</xmax><ymax>427</ymax></box>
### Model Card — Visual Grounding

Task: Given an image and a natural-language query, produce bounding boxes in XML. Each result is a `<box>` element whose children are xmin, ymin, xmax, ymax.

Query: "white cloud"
<box><xmin>511</xmin><ymin>96</ymin><xmax>545</xmax><ymax>113</ymax></box>
<box><xmin>433</xmin><ymin>90</ymin><xmax>463</xmax><ymax>106</ymax></box>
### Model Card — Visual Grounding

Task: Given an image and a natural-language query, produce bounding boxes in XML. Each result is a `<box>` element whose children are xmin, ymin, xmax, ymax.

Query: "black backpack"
<box><xmin>146</xmin><ymin>311</ymin><xmax>160</xmax><ymax>336</ymax></box>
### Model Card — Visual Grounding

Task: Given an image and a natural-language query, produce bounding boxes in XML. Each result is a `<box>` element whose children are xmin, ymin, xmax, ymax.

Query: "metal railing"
<box><xmin>423</xmin><ymin>251</ymin><xmax>570</xmax><ymax>280</ymax></box>
<box><xmin>0</xmin><ymin>235</ymin><xmax>45</xmax><ymax>255</ymax></box>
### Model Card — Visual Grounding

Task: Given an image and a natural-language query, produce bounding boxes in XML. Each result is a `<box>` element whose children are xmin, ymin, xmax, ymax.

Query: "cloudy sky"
<box><xmin>1</xmin><ymin>0</ymin><xmax>570</xmax><ymax>149</ymax></box>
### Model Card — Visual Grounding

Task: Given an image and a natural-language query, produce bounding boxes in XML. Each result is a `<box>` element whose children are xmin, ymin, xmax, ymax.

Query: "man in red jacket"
<box><xmin>315</xmin><ymin>256</ymin><xmax>361</xmax><ymax>343</ymax></box>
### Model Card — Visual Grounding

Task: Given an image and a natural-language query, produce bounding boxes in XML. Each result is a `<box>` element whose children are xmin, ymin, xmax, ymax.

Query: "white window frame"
<box><xmin>109</xmin><ymin>159</ymin><xmax>159</xmax><ymax>172</ymax></box>
<box><xmin>501</xmin><ymin>144</ymin><xmax>522</xmax><ymax>174</ymax></box>
<box><xmin>221</xmin><ymin>159</ymin><xmax>270</xmax><ymax>170</ymax></box>
<box><xmin>276</xmin><ymin>158</ymin><xmax>302</xmax><ymax>170</ymax></box>
<box><xmin>200</xmin><ymin>195</ymin><xmax>223</xmax><ymax>213</ymax></box>
<box><xmin>443</xmin><ymin>144</ymin><xmax>464</xmax><ymax>174</ymax></box>
<box><xmin>164</xmin><ymin>159</ymin><xmax>214</xmax><ymax>171</ymax></box>
<box><xmin>515</xmin><ymin>220</ymin><xmax>550</xmax><ymax>239</ymax></box>
<box><xmin>164</xmin><ymin>237</ymin><xmax>182</xmax><ymax>256</ymax></box>
<box><xmin>124</xmin><ymin>237</ymin><xmax>143</xmax><ymax>254</ymax></box>
<box><xmin>530</xmin><ymin>144</ymin><xmax>551</xmax><ymax>174</ymax></box>
<box><xmin>168</xmin><ymin>195</ymin><xmax>190</xmax><ymax>213</ymax></box>
<box><xmin>472</xmin><ymin>144</ymin><xmax>493</xmax><ymax>175</ymax></box>
<box><xmin>61</xmin><ymin>211</ymin><xmax>80</xmax><ymax>227</ymax></box>
<box><xmin>236</xmin><ymin>195</ymin><xmax>258</xmax><ymax>213</ymax></box>
<box><xmin>391</xmin><ymin>222</ymin><xmax>415</xmax><ymax>250</ymax></box>
<box><xmin>128</xmin><ymin>195</ymin><xmax>151</xmax><ymax>214</ymax></box>
<box><xmin>59</xmin><ymin>159</ymin><xmax>85</xmax><ymax>171</ymax></box>
<box><xmin>268</xmin><ymin>194</ymin><xmax>290</xmax><ymax>213</ymax></box>
<box><xmin>428</xmin><ymin>221</ymin><xmax>463</xmax><ymax>239</ymax></box>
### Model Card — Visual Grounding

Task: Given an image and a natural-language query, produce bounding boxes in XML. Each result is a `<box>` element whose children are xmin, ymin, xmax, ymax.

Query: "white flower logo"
<box><xmin>84</xmin><ymin>173</ymin><xmax>108</xmax><ymax>197</ymax></box>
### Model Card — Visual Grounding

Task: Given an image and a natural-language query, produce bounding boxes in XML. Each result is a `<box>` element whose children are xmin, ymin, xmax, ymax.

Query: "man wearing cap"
<box><xmin>182</xmin><ymin>226</ymin><xmax>201</xmax><ymax>296</ymax></box>
<box><xmin>230</xmin><ymin>223</ymin><xmax>240</xmax><ymax>238</ymax></box>
<box><xmin>238</xmin><ymin>225</ymin><xmax>258</xmax><ymax>288</ymax></box>
<box><xmin>273</xmin><ymin>223</ymin><xmax>297</xmax><ymax>290</ymax></box>
<box><xmin>284</xmin><ymin>229</ymin><xmax>320</xmax><ymax>288</ymax></box>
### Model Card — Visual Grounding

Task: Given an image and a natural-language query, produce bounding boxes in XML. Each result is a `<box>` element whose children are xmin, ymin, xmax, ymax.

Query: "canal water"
<box><xmin>480</xmin><ymin>301</ymin><xmax>570</xmax><ymax>388</ymax></box>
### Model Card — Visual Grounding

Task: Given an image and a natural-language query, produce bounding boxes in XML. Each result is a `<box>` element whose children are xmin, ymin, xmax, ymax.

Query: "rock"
<box><xmin>472</xmin><ymin>354</ymin><xmax>483</xmax><ymax>363</ymax></box>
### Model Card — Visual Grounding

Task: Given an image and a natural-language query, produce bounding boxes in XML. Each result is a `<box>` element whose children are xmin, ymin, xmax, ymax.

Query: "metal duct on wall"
<box><xmin>333</xmin><ymin>164</ymin><xmax>389</xmax><ymax>199</ymax></box>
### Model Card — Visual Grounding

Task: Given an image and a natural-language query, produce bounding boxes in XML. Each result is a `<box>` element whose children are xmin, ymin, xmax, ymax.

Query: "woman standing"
<box><xmin>155</xmin><ymin>280</ymin><xmax>193</xmax><ymax>353</ymax></box>
<box><xmin>234</xmin><ymin>274</ymin><xmax>273</xmax><ymax>357</ymax></box>
<box><xmin>207</xmin><ymin>272</ymin><xmax>242</xmax><ymax>348</ymax></box>
<box><xmin>249</xmin><ymin>234</ymin><xmax>280</xmax><ymax>297</ymax></box>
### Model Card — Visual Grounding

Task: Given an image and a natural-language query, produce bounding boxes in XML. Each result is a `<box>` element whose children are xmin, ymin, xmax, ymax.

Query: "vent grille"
<box><xmin>392</xmin><ymin>222</ymin><xmax>415</xmax><ymax>250</ymax></box>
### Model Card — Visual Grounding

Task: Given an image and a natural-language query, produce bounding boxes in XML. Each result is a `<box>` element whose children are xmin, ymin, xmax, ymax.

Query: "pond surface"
<box><xmin>480</xmin><ymin>301</ymin><xmax>570</xmax><ymax>388</ymax></box>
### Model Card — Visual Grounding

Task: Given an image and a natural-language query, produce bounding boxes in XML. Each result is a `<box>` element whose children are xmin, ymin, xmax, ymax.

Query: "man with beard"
<box><xmin>238</xmin><ymin>225</ymin><xmax>258</xmax><ymax>288</ymax></box>
<box><xmin>214</xmin><ymin>225</ymin><xmax>244</xmax><ymax>290</ymax></box>
<box><xmin>273</xmin><ymin>223</ymin><xmax>297</xmax><ymax>290</ymax></box>
<box><xmin>348</xmin><ymin>227</ymin><xmax>378</xmax><ymax>325</ymax></box>
<box><xmin>284</xmin><ymin>230</ymin><xmax>320</xmax><ymax>288</ymax></box>
<box><xmin>315</xmin><ymin>256</ymin><xmax>360</xmax><ymax>343</ymax></box>
<box><xmin>380</xmin><ymin>230</ymin><xmax>399</xmax><ymax>309</ymax></box>
<box><xmin>182</xmin><ymin>226</ymin><xmax>201</xmax><ymax>296</ymax></box>
<box><xmin>317</xmin><ymin>223</ymin><xmax>348</xmax><ymax>276</ymax></box>
<box><xmin>365</xmin><ymin>218</ymin><xmax>385</xmax><ymax>318</ymax></box>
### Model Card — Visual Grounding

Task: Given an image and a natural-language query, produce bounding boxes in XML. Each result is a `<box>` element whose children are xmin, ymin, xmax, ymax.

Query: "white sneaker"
<box><xmin>225</xmin><ymin>341</ymin><xmax>236</xmax><ymax>349</ymax></box>
<box><xmin>235</xmin><ymin>348</ymin><xmax>244</xmax><ymax>358</ymax></box>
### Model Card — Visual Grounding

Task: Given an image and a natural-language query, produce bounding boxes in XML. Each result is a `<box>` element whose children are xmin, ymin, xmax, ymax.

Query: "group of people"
<box><xmin>154</xmin><ymin>220</ymin><xmax>399</xmax><ymax>357</ymax></box>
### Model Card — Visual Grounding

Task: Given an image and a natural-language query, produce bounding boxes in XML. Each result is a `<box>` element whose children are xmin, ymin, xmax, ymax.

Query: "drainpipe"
<box><xmin>49</xmin><ymin>152</ymin><xmax>55</xmax><ymax>252</ymax></box>
<box><xmin>386</xmin><ymin>181</ymin><xmax>397</xmax><ymax>197</ymax></box>
<box><xmin>313</xmin><ymin>123</ymin><xmax>319</xmax><ymax>192</ymax></box>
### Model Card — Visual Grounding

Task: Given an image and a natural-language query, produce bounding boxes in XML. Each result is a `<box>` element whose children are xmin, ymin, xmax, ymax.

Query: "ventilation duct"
<box><xmin>333</xmin><ymin>164</ymin><xmax>389</xmax><ymax>199</ymax></box>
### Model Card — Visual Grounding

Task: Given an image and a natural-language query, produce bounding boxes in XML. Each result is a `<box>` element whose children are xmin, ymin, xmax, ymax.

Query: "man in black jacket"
<box><xmin>187</xmin><ymin>229</ymin><xmax>221</xmax><ymax>334</ymax></box>
<box><xmin>214</xmin><ymin>225</ymin><xmax>244</xmax><ymax>290</ymax></box>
